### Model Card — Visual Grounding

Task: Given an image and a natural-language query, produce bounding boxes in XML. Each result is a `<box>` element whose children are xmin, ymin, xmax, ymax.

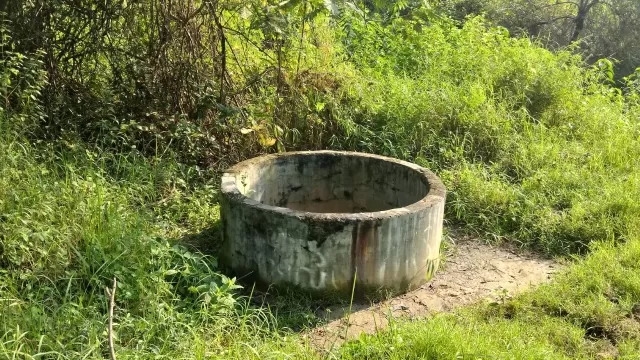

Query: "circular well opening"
<box><xmin>233</xmin><ymin>152</ymin><xmax>430</xmax><ymax>213</ymax></box>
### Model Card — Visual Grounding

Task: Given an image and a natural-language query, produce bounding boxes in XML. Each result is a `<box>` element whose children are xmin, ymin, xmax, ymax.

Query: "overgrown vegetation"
<box><xmin>1</xmin><ymin>0</ymin><xmax>640</xmax><ymax>358</ymax></box>
<box><xmin>440</xmin><ymin>0</ymin><xmax>640</xmax><ymax>80</ymax></box>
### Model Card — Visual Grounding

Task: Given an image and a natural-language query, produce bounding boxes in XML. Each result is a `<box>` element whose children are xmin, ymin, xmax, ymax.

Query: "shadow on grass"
<box><xmin>178</xmin><ymin>219</ymin><xmax>353</xmax><ymax>332</ymax></box>
<box><xmin>180</xmin><ymin>219</ymin><xmax>224</xmax><ymax>255</ymax></box>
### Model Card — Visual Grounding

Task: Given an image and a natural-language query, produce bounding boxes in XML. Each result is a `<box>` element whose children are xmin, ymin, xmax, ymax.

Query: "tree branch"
<box><xmin>532</xmin><ymin>15</ymin><xmax>576</xmax><ymax>27</ymax></box>
<box><xmin>212</xmin><ymin>10</ymin><xmax>226</xmax><ymax>105</ymax></box>
<box><xmin>220</xmin><ymin>25</ymin><xmax>277</xmax><ymax>62</ymax></box>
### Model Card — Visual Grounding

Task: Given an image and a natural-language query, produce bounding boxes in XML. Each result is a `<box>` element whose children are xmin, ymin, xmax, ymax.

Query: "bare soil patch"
<box><xmin>305</xmin><ymin>232</ymin><xmax>559</xmax><ymax>349</ymax></box>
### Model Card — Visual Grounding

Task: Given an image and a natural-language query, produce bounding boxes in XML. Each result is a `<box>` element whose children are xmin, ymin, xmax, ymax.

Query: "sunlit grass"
<box><xmin>2</xmin><ymin>7</ymin><xmax>640</xmax><ymax>359</ymax></box>
<box><xmin>340</xmin><ymin>238</ymin><xmax>640</xmax><ymax>359</ymax></box>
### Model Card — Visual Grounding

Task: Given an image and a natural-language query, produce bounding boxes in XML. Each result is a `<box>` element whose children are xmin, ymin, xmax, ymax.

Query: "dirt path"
<box><xmin>305</xmin><ymin>233</ymin><xmax>559</xmax><ymax>349</ymax></box>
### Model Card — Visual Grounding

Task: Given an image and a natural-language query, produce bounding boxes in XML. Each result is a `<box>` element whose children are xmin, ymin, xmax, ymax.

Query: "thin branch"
<box><xmin>553</xmin><ymin>0</ymin><xmax>579</xmax><ymax>6</ymax></box>
<box><xmin>186</xmin><ymin>1</ymin><xmax>207</xmax><ymax>22</ymax></box>
<box><xmin>228</xmin><ymin>67</ymin><xmax>276</xmax><ymax>97</ymax></box>
<box><xmin>105</xmin><ymin>277</ymin><xmax>117</xmax><ymax>360</ymax></box>
<box><xmin>584</xmin><ymin>0</ymin><xmax>601</xmax><ymax>13</ymax></box>
<box><xmin>296</xmin><ymin>0</ymin><xmax>308</xmax><ymax>76</ymax></box>
<box><xmin>221</xmin><ymin>25</ymin><xmax>277</xmax><ymax>62</ymax></box>
<box><xmin>531</xmin><ymin>15</ymin><xmax>576</xmax><ymax>27</ymax></box>
<box><xmin>529</xmin><ymin>0</ymin><xmax>579</xmax><ymax>10</ymax></box>
<box><xmin>213</xmin><ymin>10</ymin><xmax>226</xmax><ymax>105</ymax></box>
<box><xmin>224</xmin><ymin>35</ymin><xmax>246</xmax><ymax>77</ymax></box>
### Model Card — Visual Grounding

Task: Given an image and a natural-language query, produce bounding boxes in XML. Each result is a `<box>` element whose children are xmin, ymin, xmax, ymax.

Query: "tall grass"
<box><xmin>2</xmin><ymin>4</ymin><xmax>640</xmax><ymax>358</ymax></box>
<box><xmin>336</xmin><ymin>15</ymin><xmax>640</xmax><ymax>254</ymax></box>
<box><xmin>0</xmin><ymin>127</ymin><xmax>325</xmax><ymax>358</ymax></box>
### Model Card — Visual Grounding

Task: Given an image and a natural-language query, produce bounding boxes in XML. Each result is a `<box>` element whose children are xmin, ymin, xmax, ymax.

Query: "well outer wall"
<box><xmin>220</xmin><ymin>151</ymin><xmax>446</xmax><ymax>297</ymax></box>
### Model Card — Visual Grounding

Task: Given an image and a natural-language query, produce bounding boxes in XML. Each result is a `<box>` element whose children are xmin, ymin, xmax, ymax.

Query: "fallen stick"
<box><xmin>105</xmin><ymin>277</ymin><xmax>117</xmax><ymax>360</ymax></box>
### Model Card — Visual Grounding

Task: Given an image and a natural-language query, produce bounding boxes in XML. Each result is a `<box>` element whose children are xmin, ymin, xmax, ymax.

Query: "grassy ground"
<box><xmin>2</xmin><ymin>9</ymin><xmax>640</xmax><ymax>360</ymax></box>
<box><xmin>0</xmin><ymin>129</ymin><xmax>311</xmax><ymax>359</ymax></box>
<box><xmin>339</xmin><ymin>239</ymin><xmax>640</xmax><ymax>359</ymax></box>
<box><xmin>2</xmin><ymin>119</ymin><xmax>640</xmax><ymax>359</ymax></box>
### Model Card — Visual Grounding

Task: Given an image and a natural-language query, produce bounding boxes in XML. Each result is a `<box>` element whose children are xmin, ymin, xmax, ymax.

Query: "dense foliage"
<box><xmin>440</xmin><ymin>0</ymin><xmax>640</xmax><ymax>80</ymax></box>
<box><xmin>1</xmin><ymin>0</ymin><xmax>640</xmax><ymax>357</ymax></box>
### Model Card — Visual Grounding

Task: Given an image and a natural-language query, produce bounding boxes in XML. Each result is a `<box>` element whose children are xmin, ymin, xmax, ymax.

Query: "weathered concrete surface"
<box><xmin>220</xmin><ymin>151</ymin><xmax>446</xmax><ymax>297</ymax></box>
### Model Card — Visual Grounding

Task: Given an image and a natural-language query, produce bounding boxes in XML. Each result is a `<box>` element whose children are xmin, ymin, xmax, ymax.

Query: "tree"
<box><xmin>570</xmin><ymin>0</ymin><xmax>603</xmax><ymax>41</ymax></box>
<box><xmin>438</xmin><ymin>0</ymin><xmax>640</xmax><ymax>79</ymax></box>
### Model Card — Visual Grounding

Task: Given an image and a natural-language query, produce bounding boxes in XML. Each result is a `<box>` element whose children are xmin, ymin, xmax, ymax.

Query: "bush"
<box><xmin>334</xmin><ymin>14</ymin><xmax>640</xmax><ymax>254</ymax></box>
<box><xmin>2</xmin><ymin>3</ymin><xmax>640</xmax><ymax>356</ymax></box>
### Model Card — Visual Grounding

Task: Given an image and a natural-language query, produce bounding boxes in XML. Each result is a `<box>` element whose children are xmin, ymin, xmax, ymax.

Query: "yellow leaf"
<box><xmin>258</xmin><ymin>133</ymin><xmax>277</xmax><ymax>147</ymax></box>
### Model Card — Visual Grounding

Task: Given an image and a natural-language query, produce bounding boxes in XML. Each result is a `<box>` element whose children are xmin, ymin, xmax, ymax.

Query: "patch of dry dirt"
<box><xmin>305</xmin><ymin>233</ymin><xmax>559</xmax><ymax>349</ymax></box>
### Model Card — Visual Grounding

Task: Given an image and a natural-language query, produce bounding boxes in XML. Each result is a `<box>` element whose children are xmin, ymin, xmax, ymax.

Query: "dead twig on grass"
<box><xmin>105</xmin><ymin>277</ymin><xmax>117</xmax><ymax>360</ymax></box>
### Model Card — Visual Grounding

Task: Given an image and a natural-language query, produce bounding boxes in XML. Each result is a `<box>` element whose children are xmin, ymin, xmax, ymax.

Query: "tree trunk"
<box><xmin>571</xmin><ymin>10</ymin><xmax>587</xmax><ymax>42</ymax></box>
<box><xmin>571</xmin><ymin>0</ymin><xmax>601</xmax><ymax>42</ymax></box>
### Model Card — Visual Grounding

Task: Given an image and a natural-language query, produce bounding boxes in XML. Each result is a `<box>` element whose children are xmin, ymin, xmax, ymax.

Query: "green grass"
<box><xmin>0</xmin><ymin>130</ymin><xmax>314</xmax><ymax>358</ymax></box>
<box><xmin>2</xmin><ymin>6</ymin><xmax>640</xmax><ymax>360</ymax></box>
<box><xmin>338</xmin><ymin>16</ymin><xmax>640</xmax><ymax>255</ymax></box>
<box><xmin>339</xmin><ymin>239</ymin><xmax>640</xmax><ymax>359</ymax></box>
<box><xmin>2</xmin><ymin>134</ymin><xmax>637</xmax><ymax>358</ymax></box>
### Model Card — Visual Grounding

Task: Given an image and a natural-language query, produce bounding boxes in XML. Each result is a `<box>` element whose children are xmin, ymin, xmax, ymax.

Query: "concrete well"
<box><xmin>220</xmin><ymin>151</ymin><xmax>446</xmax><ymax>297</ymax></box>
